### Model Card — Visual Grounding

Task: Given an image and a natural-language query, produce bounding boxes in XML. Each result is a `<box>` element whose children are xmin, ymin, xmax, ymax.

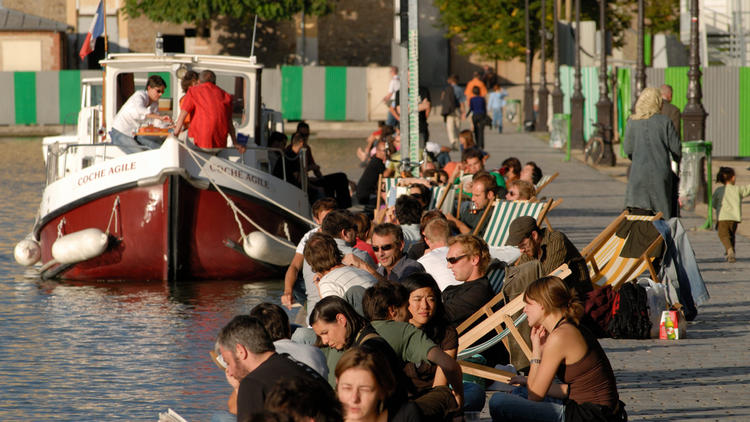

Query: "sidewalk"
<box><xmin>462</xmin><ymin>127</ymin><xmax>750</xmax><ymax>420</ymax></box>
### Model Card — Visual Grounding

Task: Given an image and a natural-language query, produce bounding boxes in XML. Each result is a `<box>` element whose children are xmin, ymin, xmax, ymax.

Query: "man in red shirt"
<box><xmin>173</xmin><ymin>70</ymin><xmax>241</xmax><ymax>151</ymax></box>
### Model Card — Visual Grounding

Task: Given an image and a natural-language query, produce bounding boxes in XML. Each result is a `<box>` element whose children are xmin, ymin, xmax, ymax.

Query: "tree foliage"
<box><xmin>645</xmin><ymin>0</ymin><xmax>680</xmax><ymax>34</ymax></box>
<box><xmin>122</xmin><ymin>0</ymin><xmax>338</xmax><ymax>25</ymax></box>
<box><xmin>434</xmin><ymin>0</ymin><xmax>634</xmax><ymax>62</ymax></box>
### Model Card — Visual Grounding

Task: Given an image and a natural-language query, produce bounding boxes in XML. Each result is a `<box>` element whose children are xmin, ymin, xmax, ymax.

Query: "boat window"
<box><xmin>215</xmin><ymin>73</ymin><xmax>248</xmax><ymax>127</ymax></box>
<box><xmin>89</xmin><ymin>84</ymin><xmax>103</xmax><ymax>107</ymax></box>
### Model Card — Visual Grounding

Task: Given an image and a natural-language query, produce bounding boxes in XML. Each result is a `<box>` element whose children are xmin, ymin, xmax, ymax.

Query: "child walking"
<box><xmin>712</xmin><ymin>166</ymin><xmax>750</xmax><ymax>262</ymax></box>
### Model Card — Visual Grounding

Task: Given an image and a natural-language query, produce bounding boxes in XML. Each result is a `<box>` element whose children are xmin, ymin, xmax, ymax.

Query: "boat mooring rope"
<box><xmin>177</xmin><ymin>140</ymin><xmax>309</xmax><ymax>250</ymax></box>
<box><xmin>104</xmin><ymin>196</ymin><xmax>120</xmax><ymax>235</ymax></box>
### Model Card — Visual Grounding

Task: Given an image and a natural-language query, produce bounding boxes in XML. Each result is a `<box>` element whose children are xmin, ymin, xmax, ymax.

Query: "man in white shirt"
<box><xmin>304</xmin><ymin>233</ymin><xmax>377</xmax><ymax>299</ymax></box>
<box><xmin>383</xmin><ymin>66</ymin><xmax>400</xmax><ymax>127</ymax></box>
<box><xmin>417</xmin><ymin>218</ymin><xmax>462</xmax><ymax>291</ymax></box>
<box><xmin>110</xmin><ymin>75</ymin><xmax>172</xmax><ymax>152</ymax></box>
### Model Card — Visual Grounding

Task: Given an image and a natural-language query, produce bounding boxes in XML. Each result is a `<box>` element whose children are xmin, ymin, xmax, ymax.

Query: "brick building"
<box><xmin>0</xmin><ymin>7</ymin><xmax>72</xmax><ymax>71</ymax></box>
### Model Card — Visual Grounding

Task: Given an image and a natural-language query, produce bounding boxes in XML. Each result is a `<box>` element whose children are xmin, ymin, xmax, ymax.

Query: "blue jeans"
<box><xmin>110</xmin><ymin>129</ymin><xmax>159</xmax><ymax>153</ymax></box>
<box><xmin>386</xmin><ymin>109</ymin><xmax>399</xmax><ymax>127</ymax></box>
<box><xmin>210</xmin><ymin>410</ymin><xmax>235</xmax><ymax>422</ymax></box>
<box><xmin>492</xmin><ymin>108</ymin><xmax>503</xmax><ymax>132</ymax></box>
<box><xmin>489</xmin><ymin>386</ymin><xmax>565</xmax><ymax>422</ymax></box>
<box><xmin>463</xmin><ymin>381</ymin><xmax>486</xmax><ymax>412</ymax></box>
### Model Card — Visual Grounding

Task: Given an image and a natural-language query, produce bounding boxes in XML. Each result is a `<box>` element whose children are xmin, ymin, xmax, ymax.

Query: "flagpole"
<box><xmin>100</xmin><ymin>0</ymin><xmax>108</xmax><ymax>142</ymax></box>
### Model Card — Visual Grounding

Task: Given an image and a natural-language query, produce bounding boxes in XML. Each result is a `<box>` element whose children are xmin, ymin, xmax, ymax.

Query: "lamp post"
<box><xmin>524</xmin><ymin>0</ymin><xmax>535</xmax><ymax>131</ymax></box>
<box><xmin>551</xmin><ymin>0</ymin><xmax>564</xmax><ymax>114</ymax></box>
<box><xmin>570</xmin><ymin>0</ymin><xmax>585</xmax><ymax>148</ymax></box>
<box><xmin>537</xmin><ymin>0</ymin><xmax>550</xmax><ymax>132</ymax></box>
<box><xmin>683</xmin><ymin>0</ymin><xmax>708</xmax><ymax>141</ymax></box>
<box><xmin>596</xmin><ymin>0</ymin><xmax>615</xmax><ymax>165</ymax></box>
<box><xmin>634</xmin><ymin>0</ymin><xmax>646</xmax><ymax>101</ymax></box>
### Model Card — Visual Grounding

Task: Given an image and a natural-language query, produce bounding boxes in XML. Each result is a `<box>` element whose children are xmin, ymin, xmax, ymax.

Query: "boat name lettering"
<box><xmin>208</xmin><ymin>164</ymin><xmax>269</xmax><ymax>189</ymax></box>
<box><xmin>77</xmin><ymin>162</ymin><xmax>137</xmax><ymax>186</ymax></box>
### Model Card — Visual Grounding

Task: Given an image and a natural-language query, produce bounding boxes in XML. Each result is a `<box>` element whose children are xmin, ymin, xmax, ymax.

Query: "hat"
<box><xmin>506</xmin><ymin>216</ymin><xmax>539</xmax><ymax>246</ymax></box>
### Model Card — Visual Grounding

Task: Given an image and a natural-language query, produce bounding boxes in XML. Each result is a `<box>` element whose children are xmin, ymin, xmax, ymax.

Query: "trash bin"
<box><xmin>550</xmin><ymin>114</ymin><xmax>570</xmax><ymax>149</ymax></box>
<box><xmin>678</xmin><ymin>141</ymin><xmax>713</xmax><ymax>220</ymax></box>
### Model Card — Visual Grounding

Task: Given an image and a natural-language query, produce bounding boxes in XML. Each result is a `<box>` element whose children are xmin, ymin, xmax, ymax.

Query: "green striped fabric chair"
<box><xmin>476</xmin><ymin>199</ymin><xmax>554</xmax><ymax>247</ymax></box>
<box><xmin>534</xmin><ymin>172</ymin><xmax>559</xmax><ymax>195</ymax></box>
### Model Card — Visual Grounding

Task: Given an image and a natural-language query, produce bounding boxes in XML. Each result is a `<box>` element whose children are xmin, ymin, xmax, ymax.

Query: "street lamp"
<box><xmin>596</xmin><ymin>0</ymin><xmax>615</xmax><ymax>166</ymax></box>
<box><xmin>523</xmin><ymin>0</ymin><xmax>535</xmax><ymax>131</ymax></box>
<box><xmin>570</xmin><ymin>0</ymin><xmax>585</xmax><ymax>148</ymax></box>
<box><xmin>537</xmin><ymin>0</ymin><xmax>550</xmax><ymax>132</ymax></box>
<box><xmin>634</xmin><ymin>0</ymin><xmax>646</xmax><ymax>101</ymax></box>
<box><xmin>683</xmin><ymin>0</ymin><xmax>708</xmax><ymax>141</ymax></box>
<box><xmin>551</xmin><ymin>0</ymin><xmax>564</xmax><ymax>114</ymax></box>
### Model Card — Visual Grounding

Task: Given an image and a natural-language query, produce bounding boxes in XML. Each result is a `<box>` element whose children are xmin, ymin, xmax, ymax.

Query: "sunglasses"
<box><xmin>372</xmin><ymin>243</ymin><xmax>395</xmax><ymax>252</ymax></box>
<box><xmin>446</xmin><ymin>254</ymin><xmax>468</xmax><ymax>264</ymax></box>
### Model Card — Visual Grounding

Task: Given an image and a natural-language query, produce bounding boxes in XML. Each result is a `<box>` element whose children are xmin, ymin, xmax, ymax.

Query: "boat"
<box><xmin>14</xmin><ymin>53</ymin><xmax>314</xmax><ymax>281</ymax></box>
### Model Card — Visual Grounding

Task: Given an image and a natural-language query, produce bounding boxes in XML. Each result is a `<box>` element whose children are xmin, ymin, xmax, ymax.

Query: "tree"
<box><xmin>122</xmin><ymin>0</ymin><xmax>338</xmax><ymax>25</ymax></box>
<box><xmin>434</xmin><ymin>0</ymin><xmax>632</xmax><ymax>62</ymax></box>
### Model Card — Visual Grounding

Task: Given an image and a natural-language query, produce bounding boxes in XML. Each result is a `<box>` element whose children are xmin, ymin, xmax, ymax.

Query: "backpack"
<box><xmin>607</xmin><ymin>281</ymin><xmax>652</xmax><ymax>339</ymax></box>
<box><xmin>440</xmin><ymin>85</ymin><xmax>458</xmax><ymax>116</ymax></box>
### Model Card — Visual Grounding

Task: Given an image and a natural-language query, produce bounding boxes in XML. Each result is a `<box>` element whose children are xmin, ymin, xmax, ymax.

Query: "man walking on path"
<box><xmin>441</xmin><ymin>74</ymin><xmax>465</xmax><ymax>150</ymax></box>
<box><xmin>660</xmin><ymin>84</ymin><xmax>681</xmax><ymax>141</ymax></box>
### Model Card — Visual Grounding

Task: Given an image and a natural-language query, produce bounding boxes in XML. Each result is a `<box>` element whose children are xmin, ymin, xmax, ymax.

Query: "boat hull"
<box><xmin>37</xmin><ymin>173</ymin><xmax>308</xmax><ymax>281</ymax></box>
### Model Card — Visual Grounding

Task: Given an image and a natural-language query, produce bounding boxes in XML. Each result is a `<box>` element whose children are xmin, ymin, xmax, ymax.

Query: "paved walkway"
<box><xmin>315</xmin><ymin>117</ymin><xmax>749</xmax><ymax>420</ymax></box>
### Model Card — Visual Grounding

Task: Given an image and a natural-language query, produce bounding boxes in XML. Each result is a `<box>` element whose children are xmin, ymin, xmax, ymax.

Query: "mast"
<box><xmin>100</xmin><ymin>0</ymin><xmax>109</xmax><ymax>142</ymax></box>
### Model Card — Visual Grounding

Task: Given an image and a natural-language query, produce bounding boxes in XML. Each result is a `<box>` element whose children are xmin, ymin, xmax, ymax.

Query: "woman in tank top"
<box><xmin>489</xmin><ymin>276</ymin><xmax>626</xmax><ymax>422</ymax></box>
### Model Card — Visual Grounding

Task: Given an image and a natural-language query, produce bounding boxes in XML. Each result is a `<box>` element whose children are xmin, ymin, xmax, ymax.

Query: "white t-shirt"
<box><xmin>318</xmin><ymin>266</ymin><xmax>377</xmax><ymax>299</ymax></box>
<box><xmin>417</xmin><ymin>246</ymin><xmax>462</xmax><ymax>291</ymax></box>
<box><xmin>112</xmin><ymin>90</ymin><xmax>160</xmax><ymax>135</ymax></box>
<box><xmin>273</xmin><ymin>339</ymin><xmax>328</xmax><ymax>379</ymax></box>
<box><xmin>387</xmin><ymin>75</ymin><xmax>400</xmax><ymax>104</ymax></box>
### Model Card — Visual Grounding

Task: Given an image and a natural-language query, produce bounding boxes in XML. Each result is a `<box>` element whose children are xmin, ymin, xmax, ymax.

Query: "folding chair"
<box><xmin>581</xmin><ymin>211</ymin><xmax>663</xmax><ymax>289</ymax></box>
<box><xmin>473</xmin><ymin>199</ymin><xmax>554</xmax><ymax>247</ymax></box>
<box><xmin>374</xmin><ymin>175</ymin><xmax>403</xmax><ymax>222</ymax></box>
<box><xmin>429</xmin><ymin>184</ymin><xmax>456</xmax><ymax>215</ymax></box>
<box><xmin>534</xmin><ymin>172</ymin><xmax>559</xmax><ymax>196</ymax></box>
<box><xmin>455</xmin><ymin>264</ymin><xmax>571</xmax><ymax>383</ymax></box>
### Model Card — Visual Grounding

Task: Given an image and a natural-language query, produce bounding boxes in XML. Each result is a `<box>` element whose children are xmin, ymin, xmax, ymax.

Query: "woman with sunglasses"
<box><xmin>401</xmin><ymin>273</ymin><xmax>487</xmax><ymax>416</ymax></box>
<box><xmin>310</xmin><ymin>296</ymin><xmax>464</xmax><ymax>408</ymax></box>
<box><xmin>336</xmin><ymin>345</ymin><xmax>422</xmax><ymax>422</ymax></box>
<box><xmin>489</xmin><ymin>276</ymin><xmax>625</xmax><ymax>421</ymax></box>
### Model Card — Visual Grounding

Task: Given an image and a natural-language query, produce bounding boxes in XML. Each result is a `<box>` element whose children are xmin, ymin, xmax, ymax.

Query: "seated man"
<box><xmin>442</xmin><ymin>234</ymin><xmax>494</xmax><ymax>326</ymax></box>
<box><xmin>371</xmin><ymin>223</ymin><xmax>424</xmax><ymax>282</ymax></box>
<box><xmin>298</xmin><ymin>121</ymin><xmax>352</xmax><ymax>209</ymax></box>
<box><xmin>394</xmin><ymin>194</ymin><xmax>423</xmax><ymax>253</ymax></box>
<box><xmin>304</xmin><ymin>233</ymin><xmax>378</xmax><ymax>300</ymax></box>
<box><xmin>418</xmin><ymin>218</ymin><xmax>462</xmax><ymax>291</ymax></box>
<box><xmin>355</xmin><ymin>138</ymin><xmax>392</xmax><ymax>211</ymax></box>
<box><xmin>173</xmin><ymin>70</ymin><xmax>240</xmax><ymax>152</ymax></box>
<box><xmin>216</xmin><ymin>315</ymin><xmax>331</xmax><ymax>422</ymax></box>
<box><xmin>446</xmin><ymin>172</ymin><xmax>497</xmax><ymax>235</ymax></box>
<box><xmin>110</xmin><ymin>74</ymin><xmax>172</xmax><ymax>152</ymax></box>
<box><xmin>520</xmin><ymin>160</ymin><xmax>543</xmax><ymax>185</ymax></box>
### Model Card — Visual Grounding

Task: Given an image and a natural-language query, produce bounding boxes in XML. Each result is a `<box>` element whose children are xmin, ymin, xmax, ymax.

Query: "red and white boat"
<box><xmin>15</xmin><ymin>53</ymin><xmax>313</xmax><ymax>281</ymax></box>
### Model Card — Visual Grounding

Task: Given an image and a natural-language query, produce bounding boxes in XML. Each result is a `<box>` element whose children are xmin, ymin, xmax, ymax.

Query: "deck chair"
<box><xmin>581</xmin><ymin>211</ymin><xmax>663</xmax><ymax>289</ymax></box>
<box><xmin>429</xmin><ymin>184</ymin><xmax>456</xmax><ymax>215</ymax></box>
<box><xmin>534</xmin><ymin>172</ymin><xmax>559</xmax><ymax>195</ymax></box>
<box><xmin>455</xmin><ymin>264</ymin><xmax>571</xmax><ymax>384</ymax></box>
<box><xmin>473</xmin><ymin>199</ymin><xmax>554</xmax><ymax>247</ymax></box>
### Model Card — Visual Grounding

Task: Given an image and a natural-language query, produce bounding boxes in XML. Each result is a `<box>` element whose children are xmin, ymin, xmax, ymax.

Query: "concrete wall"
<box><xmin>0</xmin><ymin>32</ymin><xmax>67</xmax><ymax>71</ymax></box>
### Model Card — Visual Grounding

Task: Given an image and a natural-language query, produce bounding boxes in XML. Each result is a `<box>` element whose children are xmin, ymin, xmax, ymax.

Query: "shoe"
<box><xmin>727</xmin><ymin>249</ymin><xmax>736</xmax><ymax>263</ymax></box>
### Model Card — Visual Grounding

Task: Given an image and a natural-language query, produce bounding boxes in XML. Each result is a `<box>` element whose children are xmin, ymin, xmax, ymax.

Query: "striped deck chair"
<box><xmin>474</xmin><ymin>199</ymin><xmax>554</xmax><ymax>247</ymax></box>
<box><xmin>429</xmin><ymin>184</ymin><xmax>456</xmax><ymax>215</ymax></box>
<box><xmin>581</xmin><ymin>211</ymin><xmax>663</xmax><ymax>289</ymax></box>
<box><xmin>534</xmin><ymin>172</ymin><xmax>559</xmax><ymax>195</ymax></box>
<box><xmin>455</xmin><ymin>264</ymin><xmax>571</xmax><ymax>383</ymax></box>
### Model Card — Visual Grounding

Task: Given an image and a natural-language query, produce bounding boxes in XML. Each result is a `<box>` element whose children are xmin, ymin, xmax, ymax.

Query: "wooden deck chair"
<box><xmin>429</xmin><ymin>184</ymin><xmax>456</xmax><ymax>215</ymax></box>
<box><xmin>581</xmin><ymin>211</ymin><xmax>663</xmax><ymax>289</ymax></box>
<box><xmin>473</xmin><ymin>199</ymin><xmax>554</xmax><ymax>247</ymax></box>
<box><xmin>541</xmin><ymin>198</ymin><xmax>564</xmax><ymax>231</ymax></box>
<box><xmin>455</xmin><ymin>264</ymin><xmax>571</xmax><ymax>384</ymax></box>
<box><xmin>374</xmin><ymin>176</ymin><xmax>404</xmax><ymax>222</ymax></box>
<box><xmin>534</xmin><ymin>172</ymin><xmax>559</xmax><ymax>195</ymax></box>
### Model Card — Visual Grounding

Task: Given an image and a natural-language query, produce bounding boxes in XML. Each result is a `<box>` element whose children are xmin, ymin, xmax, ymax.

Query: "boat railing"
<box><xmin>45</xmin><ymin>142</ymin><xmax>146</xmax><ymax>185</ymax></box>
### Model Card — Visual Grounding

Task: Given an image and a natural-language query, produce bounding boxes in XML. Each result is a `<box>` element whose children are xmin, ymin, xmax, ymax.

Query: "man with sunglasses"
<box><xmin>110</xmin><ymin>74</ymin><xmax>172</xmax><ymax>153</ymax></box>
<box><xmin>442</xmin><ymin>234</ymin><xmax>494</xmax><ymax>326</ymax></box>
<box><xmin>371</xmin><ymin>223</ymin><xmax>424</xmax><ymax>282</ymax></box>
<box><xmin>446</xmin><ymin>172</ymin><xmax>497</xmax><ymax>235</ymax></box>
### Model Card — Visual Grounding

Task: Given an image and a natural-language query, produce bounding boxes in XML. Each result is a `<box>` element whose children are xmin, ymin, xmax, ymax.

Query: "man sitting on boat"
<box><xmin>173</xmin><ymin>70</ymin><xmax>243</xmax><ymax>153</ymax></box>
<box><xmin>110</xmin><ymin>74</ymin><xmax>172</xmax><ymax>152</ymax></box>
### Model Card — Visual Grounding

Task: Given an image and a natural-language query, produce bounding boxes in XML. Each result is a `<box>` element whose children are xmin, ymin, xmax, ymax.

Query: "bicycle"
<box><xmin>584</xmin><ymin>123</ymin><xmax>607</xmax><ymax>165</ymax></box>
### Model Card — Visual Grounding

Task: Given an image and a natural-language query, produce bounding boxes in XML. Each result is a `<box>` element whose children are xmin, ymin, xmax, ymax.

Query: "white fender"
<box><xmin>243</xmin><ymin>231</ymin><xmax>295</xmax><ymax>266</ymax></box>
<box><xmin>14</xmin><ymin>238</ymin><xmax>41</xmax><ymax>266</ymax></box>
<box><xmin>51</xmin><ymin>228</ymin><xmax>109</xmax><ymax>264</ymax></box>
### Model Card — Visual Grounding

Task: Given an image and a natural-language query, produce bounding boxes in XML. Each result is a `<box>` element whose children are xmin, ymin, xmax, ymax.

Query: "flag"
<box><xmin>79</xmin><ymin>0</ymin><xmax>105</xmax><ymax>60</ymax></box>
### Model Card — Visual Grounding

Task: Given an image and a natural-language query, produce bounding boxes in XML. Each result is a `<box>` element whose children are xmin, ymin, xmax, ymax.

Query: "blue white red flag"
<box><xmin>79</xmin><ymin>0</ymin><xmax>105</xmax><ymax>60</ymax></box>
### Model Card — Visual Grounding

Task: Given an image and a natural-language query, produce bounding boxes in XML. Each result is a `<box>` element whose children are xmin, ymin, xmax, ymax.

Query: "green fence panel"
<box><xmin>739</xmin><ymin>68</ymin><xmax>750</xmax><ymax>156</ymax></box>
<box><xmin>664</xmin><ymin>67</ymin><xmax>689</xmax><ymax>112</ymax></box>
<box><xmin>281</xmin><ymin>66</ymin><xmax>303</xmax><ymax>120</ymax></box>
<box><xmin>617</xmin><ymin>67</ymin><xmax>631</xmax><ymax>157</ymax></box>
<box><xmin>14</xmin><ymin>72</ymin><xmax>37</xmax><ymax>124</ymax></box>
<box><xmin>325</xmin><ymin>67</ymin><xmax>347</xmax><ymax>121</ymax></box>
<box><xmin>645</xmin><ymin>32</ymin><xmax>652</xmax><ymax>67</ymax></box>
<box><xmin>59</xmin><ymin>70</ymin><xmax>82</xmax><ymax>125</ymax></box>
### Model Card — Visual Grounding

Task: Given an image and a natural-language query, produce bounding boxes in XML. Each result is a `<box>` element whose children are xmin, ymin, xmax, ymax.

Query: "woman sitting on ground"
<box><xmin>489</xmin><ymin>276</ymin><xmax>625</xmax><ymax>421</ymax></box>
<box><xmin>401</xmin><ymin>273</ymin><xmax>487</xmax><ymax>414</ymax></box>
<box><xmin>336</xmin><ymin>345</ymin><xmax>422</xmax><ymax>422</ymax></box>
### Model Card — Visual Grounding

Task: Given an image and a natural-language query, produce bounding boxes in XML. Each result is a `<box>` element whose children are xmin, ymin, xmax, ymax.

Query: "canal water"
<box><xmin>0</xmin><ymin>136</ymin><xmax>362</xmax><ymax>421</ymax></box>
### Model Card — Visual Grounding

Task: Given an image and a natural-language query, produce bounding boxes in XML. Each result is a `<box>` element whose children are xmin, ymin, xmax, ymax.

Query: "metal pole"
<box><xmin>551</xmin><ymin>0</ymin><xmax>564</xmax><ymax>114</ymax></box>
<box><xmin>523</xmin><ymin>0</ymin><xmax>535</xmax><ymax>131</ymax></box>
<box><xmin>537</xmin><ymin>0</ymin><xmax>549</xmax><ymax>132</ymax></box>
<box><xmin>596</xmin><ymin>0</ymin><xmax>615</xmax><ymax>166</ymax></box>
<box><xmin>406</xmin><ymin>0</ymin><xmax>420</xmax><ymax>176</ymax></box>
<box><xmin>569</xmin><ymin>0</ymin><xmax>585</xmax><ymax>149</ymax></box>
<box><xmin>683</xmin><ymin>0</ymin><xmax>708</xmax><ymax>142</ymax></box>
<box><xmin>634</xmin><ymin>0</ymin><xmax>646</xmax><ymax>101</ymax></box>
